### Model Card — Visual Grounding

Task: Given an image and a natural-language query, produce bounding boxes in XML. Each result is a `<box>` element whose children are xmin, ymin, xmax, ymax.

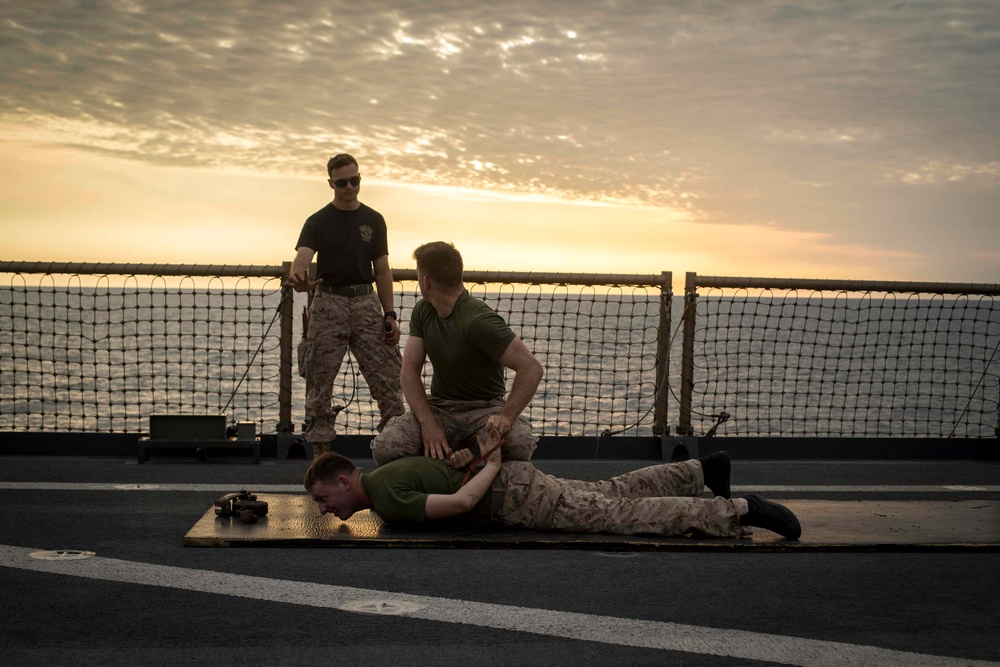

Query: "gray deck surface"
<box><xmin>2</xmin><ymin>454</ymin><xmax>998</xmax><ymax>666</ymax></box>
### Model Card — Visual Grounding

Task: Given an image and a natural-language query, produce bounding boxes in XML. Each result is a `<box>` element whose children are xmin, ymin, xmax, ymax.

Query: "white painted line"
<box><xmin>1</xmin><ymin>544</ymin><xmax>993</xmax><ymax>667</ymax></box>
<box><xmin>29</xmin><ymin>549</ymin><xmax>96</xmax><ymax>561</ymax></box>
<box><xmin>0</xmin><ymin>482</ymin><xmax>304</xmax><ymax>492</ymax></box>
<box><xmin>341</xmin><ymin>599</ymin><xmax>424</xmax><ymax>615</ymax></box>
<box><xmin>735</xmin><ymin>485</ymin><xmax>1000</xmax><ymax>493</ymax></box>
<box><xmin>1</xmin><ymin>482</ymin><xmax>998</xmax><ymax>493</ymax></box>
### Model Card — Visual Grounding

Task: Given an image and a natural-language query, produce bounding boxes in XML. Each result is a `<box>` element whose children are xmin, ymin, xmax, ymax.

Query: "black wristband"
<box><xmin>384</xmin><ymin>310</ymin><xmax>397</xmax><ymax>321</ymax></box>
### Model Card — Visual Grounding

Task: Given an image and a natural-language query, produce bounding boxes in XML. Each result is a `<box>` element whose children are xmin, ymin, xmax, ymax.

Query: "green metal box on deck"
<box><xmin>138</xmin><ymin>414</ymin><xmax>259</xmax><ymax>463</ymax></box>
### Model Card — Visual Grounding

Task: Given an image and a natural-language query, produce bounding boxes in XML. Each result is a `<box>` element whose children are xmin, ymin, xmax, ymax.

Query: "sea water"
<box><xmin>1</xmin><ymin>287</ymin><xmax>998</xmax><ymax>437</ymax></box>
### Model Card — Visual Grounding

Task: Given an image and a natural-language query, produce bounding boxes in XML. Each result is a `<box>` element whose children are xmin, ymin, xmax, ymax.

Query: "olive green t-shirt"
<box><xmin>361</xmin><ymin>457</ymin><xmax>493</xmax><ymax>528</ymax></box>
<box><xmin>409</xmin><ymin>290</ymin><xmax>516</xmax><ymax>400</ymax></box>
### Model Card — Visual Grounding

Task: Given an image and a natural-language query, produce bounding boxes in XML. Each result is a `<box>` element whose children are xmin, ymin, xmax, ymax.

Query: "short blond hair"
<box><xmin>413</xmin><ymin>241</ymin><xmax>463</xmax><ymax>288</ymax></box>
<box><xmin>303</xmin><ymin>451</ymin><xmax>356</xmax><ymax>490</ymax></box>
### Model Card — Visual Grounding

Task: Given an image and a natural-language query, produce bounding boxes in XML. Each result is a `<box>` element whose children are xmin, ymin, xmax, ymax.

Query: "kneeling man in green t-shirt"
<box><xmin>370</xmin><ymin>241</ymin><xmax>543</xmax><ymax>466</ymax></box>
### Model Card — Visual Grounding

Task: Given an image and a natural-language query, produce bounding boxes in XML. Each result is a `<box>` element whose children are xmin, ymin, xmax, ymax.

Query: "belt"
<box><xmin>317</xmin><ymin>283</ymin><xmax>374</xmax><ymax>297</ymax></box>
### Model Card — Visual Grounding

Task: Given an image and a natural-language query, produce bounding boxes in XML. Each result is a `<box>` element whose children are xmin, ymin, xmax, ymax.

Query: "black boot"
<box><xmin>698</xmin><ymin>451</ymin><xmax>731</xmax><ymax>499</ymax></box>
<box><xmin>741</xmin><ymin>495</ymin><xmax>801</xmax><ymax>540</ymax></box>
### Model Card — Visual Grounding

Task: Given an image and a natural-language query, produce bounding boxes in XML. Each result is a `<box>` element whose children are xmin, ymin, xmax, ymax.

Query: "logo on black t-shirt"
<box><xmin>359</xmin><ymin>225</ymin><xmax>373</xmax><ymax>243</ymax></box>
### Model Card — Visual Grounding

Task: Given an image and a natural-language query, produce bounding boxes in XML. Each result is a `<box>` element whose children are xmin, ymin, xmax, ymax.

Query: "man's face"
<box><xmin>328</xmin><ymin>162</ymin><xmax>361</xmax><ymax>205</ymax></box>
<box><xmin>309</xmin><ymin>478</ymin><xmax>358</xmax><ymax>520</ymax></box>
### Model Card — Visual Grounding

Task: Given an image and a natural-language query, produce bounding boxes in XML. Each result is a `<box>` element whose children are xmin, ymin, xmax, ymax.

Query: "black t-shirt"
<box><xmin>295</xmin><ymin>203</ymin><xmax>389</xmax><ymax>285</ymax></box>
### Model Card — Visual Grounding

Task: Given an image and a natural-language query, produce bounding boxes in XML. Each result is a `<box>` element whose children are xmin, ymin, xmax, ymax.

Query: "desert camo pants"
<box><xmin>370</xmin><ymin>398</ymin><xmax>538</xmax><ymax>466</ymax></box>
<box><xmin>299</xmin><ymin>291</ymin><xmax>404</xmax><ymax>444</ymax></box>
<box><xmin>495</xmin><ymin>459</ymin><xmax>746</xmax><ymax>537</ymax></box>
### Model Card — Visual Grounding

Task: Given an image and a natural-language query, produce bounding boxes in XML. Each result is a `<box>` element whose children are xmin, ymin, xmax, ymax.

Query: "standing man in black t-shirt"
<box><xmin>286</xmin><ymin>154</ymin><xmax>404</xmax><ymax>459</ymax></box>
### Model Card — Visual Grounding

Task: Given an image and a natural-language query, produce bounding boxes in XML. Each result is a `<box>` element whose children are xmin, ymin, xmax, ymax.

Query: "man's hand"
<box><xmin>484</xmin><ymin>413</ymin><xmax>512</xmax><ymax>444</ymax></box>
<box><xmin>421</xmin><ymin>419</ymin><xmax>452</xmax><ymax>460</ymax></box>
<box><xmin>383</xmin><ymin>316</ymin><xmax>400</xmax><ymax>345</ymax></box>
<box><xmin>284</xmin><ymin>270</ymin><xmax>323</xmax><ymax>293</ymax></box>
<box><xmin>448</xmin><ymin>448</ymin><xmax>475</xmax><ymax>469</ymax></box>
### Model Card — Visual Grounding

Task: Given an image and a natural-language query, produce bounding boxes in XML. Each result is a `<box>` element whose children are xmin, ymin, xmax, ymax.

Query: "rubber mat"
<box><xmin>184</xmin><ymin>495</ymin><xmax>1000</xmax><ymax>552</ymax></box>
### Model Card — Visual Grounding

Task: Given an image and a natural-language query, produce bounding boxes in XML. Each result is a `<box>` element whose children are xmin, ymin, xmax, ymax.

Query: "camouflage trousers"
<box><xmin>495</xmin><ymin>459</ymin><xmax>746</xmax><ymax>537</ymax></box>
<box><xmin>370</xmin><ymin>398</ymin><xmax>537</xmax><ymax>466</ymax></box>
<box><xmin>299</xmin><ymin>291</ymin><xmax>404</xmax><ymax>444</ymax></box>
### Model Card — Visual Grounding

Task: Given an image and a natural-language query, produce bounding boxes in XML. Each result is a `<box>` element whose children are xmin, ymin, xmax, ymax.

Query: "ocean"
<box><xmin>1</xmin><ymin>286</ymin><xmax>998</xmax><ymax>438</ymax></box>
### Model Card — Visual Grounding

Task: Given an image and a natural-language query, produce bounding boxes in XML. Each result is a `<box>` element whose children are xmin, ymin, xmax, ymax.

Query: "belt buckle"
<box><xmin>349</xmin><ymin>285</ymin><xmax>358</xmax><ymax>297</ymax></box>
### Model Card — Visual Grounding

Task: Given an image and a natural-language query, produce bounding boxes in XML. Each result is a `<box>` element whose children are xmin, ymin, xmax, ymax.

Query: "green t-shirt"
<box><xmin>409</xmin><ymin>290</ymin><xmax>516</xmax><ymax>400</ymax></box>
<box><xmin>361</xmin><ymin>457</ymin><xmax>493</xmax><ymax>528</ymax></box>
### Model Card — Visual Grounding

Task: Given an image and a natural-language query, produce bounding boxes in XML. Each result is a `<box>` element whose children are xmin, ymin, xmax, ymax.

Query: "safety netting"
<box><xmin>5</xmin><ymin>267</ymin><xmax>997</xmax><ymax>439</ymax></box>
<box><xmin>1</xmin><ymin>273</ymin><xmax>286</xmax><ymax>432</ymax></box>
<box><xmin>385</xmin><ymin>281</ymin><xmax>665</xmax><ymax>437</ymax></box>
<box><xmin>686</xmin><ymin>289</ymin><xmax>1000</xmax><ymax>437</ymax></box>
<box><xmin>1</xmin><ymin>270</ymin><xmax>666</xmax><ymax>436</ymax></box>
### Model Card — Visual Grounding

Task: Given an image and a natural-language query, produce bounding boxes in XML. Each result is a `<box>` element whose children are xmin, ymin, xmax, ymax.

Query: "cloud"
<box><xmin>1</xmin><ymin>0</ymin><xmax>998</xmax><ymax>281</ymax></box>
<box><xmin>2</xmin><ymin>3</ymin><xmax>993</xmax><ymax>189</ymax></box>
<box><xmin>889</xmin><ymin>160</ymin><xmax>1000</xmax><ymax>186</ymax></box>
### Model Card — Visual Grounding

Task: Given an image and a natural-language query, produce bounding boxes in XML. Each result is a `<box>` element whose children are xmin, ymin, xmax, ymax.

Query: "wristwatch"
<box><xmin>383</xmin><ymin>310</ymin><xmax>397</xmax><ymax>321</ymax></box>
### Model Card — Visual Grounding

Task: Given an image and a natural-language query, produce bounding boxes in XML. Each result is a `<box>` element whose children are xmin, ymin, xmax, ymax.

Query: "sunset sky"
<box><xmin>2</xmin><ymin>1</ymin><xmax>998</xmax><ymax>288</ymax></box>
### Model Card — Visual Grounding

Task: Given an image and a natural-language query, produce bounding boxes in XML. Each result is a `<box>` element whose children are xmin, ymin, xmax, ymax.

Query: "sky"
<box><xmin>2</xmin><ymin>0</ymin><xmax>998</xmax><ymax>288</ymax></box>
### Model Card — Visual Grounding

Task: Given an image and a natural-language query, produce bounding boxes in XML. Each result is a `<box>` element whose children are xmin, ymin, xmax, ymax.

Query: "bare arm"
<box><xmin>372</xmin><ymin>254</ymin><xmax>399</xmax><ymax>344</ymax></box>
<box><xmin>285</xmin><ymin>246</ymin><xmax>323</xmax><ymax>291</ymax></box>
<box><xmin>401</xmin><ymin>336</ymin><xmax>451</xmax><ymax>459</ymax></box>
<box><xmin>485</xmin><ymin>336</ymin><xmax>544</xmax><ymax>440</ymax></box>
<box><xmin>424</xmin><ymin>436</ymin><xmax>501</xmax><ymax>521</ymax></box>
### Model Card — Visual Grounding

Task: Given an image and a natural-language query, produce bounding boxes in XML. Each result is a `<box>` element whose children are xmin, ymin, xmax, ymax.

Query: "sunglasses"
<box><xmin>332</xmin><ymin>175</ymin><xmax>361</xmax><ymax>189</ymax></box>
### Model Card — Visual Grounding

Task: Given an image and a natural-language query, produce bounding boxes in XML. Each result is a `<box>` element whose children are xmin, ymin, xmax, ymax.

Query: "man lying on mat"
<box><xmin>303</xmin><ymin>443</ymin><xmax>801</xmax><ymax>540</ymax></box>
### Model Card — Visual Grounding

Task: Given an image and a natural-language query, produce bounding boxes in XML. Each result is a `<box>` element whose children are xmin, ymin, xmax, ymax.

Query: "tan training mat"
<box><xmin>185</xmin><ymin>494</ymin><xmax>1000</xmax><ymax>551</ymax></box>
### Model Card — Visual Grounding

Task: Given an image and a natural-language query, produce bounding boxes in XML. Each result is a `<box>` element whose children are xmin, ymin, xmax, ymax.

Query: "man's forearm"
<box><xmin>374</xmin><ymin>267</ymin><xmax>395</xmax><ymax>315</ymax></box>
<box><xmin>451</xmin><ymin>461</ymin><xmax>500</xmax><ymax>516</ymax></box>
<box><xmin>372</xmin><ymin>255</ymin><xmax>396</xmax><ymax>315</ymax></box>
<box><xmin>495</xmin><ymin>338</ymin><xmax>544</xmax><ymax>423</ymax></box>
<box><xmin>290</xmin><ymin>253</ymin><xmax>312</xmax><ymax>278</ymax></box>
<box><xmin>461</xmin><ymin>461</ymin><xmax>500</xmax><ymax>504</ymax></box>
<box><xmin>424</xmin><ymin>460</ymin><xmax>500</xmax><ymax>520</ymax></box>
<box><xmin>499</xmin><ymin>364</ymin><xmax>543</xmax><ymax>422</ymax></box>
<box><xmin>401</xmin><ymin>368</ymin><xmax>435</xmax><ymax>424</ymax></box>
